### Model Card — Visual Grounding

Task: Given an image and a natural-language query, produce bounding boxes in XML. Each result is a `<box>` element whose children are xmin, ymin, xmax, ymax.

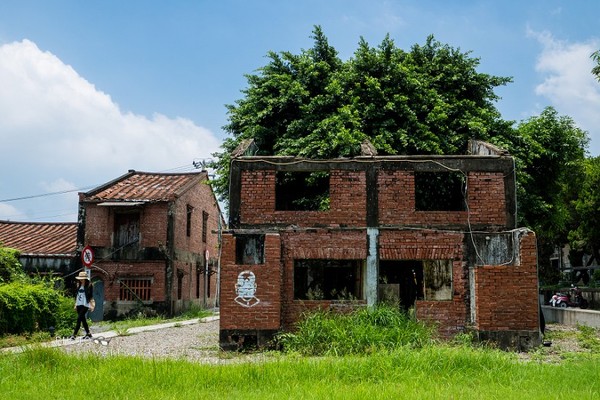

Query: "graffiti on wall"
<box><xmin>234</xmin><ymin>270</ymin><xmax>260</xmax><ymax>307</ymax></box>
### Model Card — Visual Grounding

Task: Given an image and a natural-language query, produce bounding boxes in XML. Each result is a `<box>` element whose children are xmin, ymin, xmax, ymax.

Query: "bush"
<box><xmin>0</xmin><ymin>282</ymin><xmax>64</xmax><ymax>335</ymax></box>
<box><xmin>278</xmin><ymin>305</ymin><xmax>435</xmax><ymax>356</ymax></box>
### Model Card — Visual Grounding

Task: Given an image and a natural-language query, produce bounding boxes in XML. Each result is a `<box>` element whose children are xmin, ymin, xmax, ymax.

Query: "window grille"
<box><xmin>119</xmin><ymin>278</ymin><xmax>152</xmax><ymax>301</ymax></box>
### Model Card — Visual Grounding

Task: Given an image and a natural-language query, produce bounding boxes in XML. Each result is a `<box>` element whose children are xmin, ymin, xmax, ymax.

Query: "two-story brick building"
<box><xmin>220</xmin><ymin>140</ymin><xmax>541</xmax><ymax>350</ymax></box>
<box><xmin>78</xmin><ymin>170</ymin><xmax>223</xmax><ymax>319</ymax></box>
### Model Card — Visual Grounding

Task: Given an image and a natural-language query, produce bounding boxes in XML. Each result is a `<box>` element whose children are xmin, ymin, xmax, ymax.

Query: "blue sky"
<box><xmin>0</xmin><ymin>0</ymin><xmax>599</xmax><ymax>222</ymax></box>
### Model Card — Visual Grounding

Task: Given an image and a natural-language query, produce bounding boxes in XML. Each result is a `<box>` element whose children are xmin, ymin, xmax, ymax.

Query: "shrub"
<box><xmin>0</xmin><ymin>282</ymin><xmax>63</xmax><ymax>335</ymax></box>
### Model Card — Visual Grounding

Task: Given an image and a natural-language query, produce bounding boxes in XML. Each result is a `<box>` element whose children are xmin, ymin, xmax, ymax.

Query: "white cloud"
<box><xmin>0</xmin><ymin>203</ymin><xmax>26</xmax><ymax>222</ymax></box>
<box><xmin>0</xmin><ymin>39</ymin><xmax>222</xmax><ymax>222</ymax></box>
<box><xmin>528</xmin><ymin>29</ymin><xmax>600</xmax><ymax>156</ymax></box>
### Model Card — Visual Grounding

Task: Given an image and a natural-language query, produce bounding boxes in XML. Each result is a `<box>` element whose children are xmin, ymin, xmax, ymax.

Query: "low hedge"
<box><xmin>0</xmin><ymin>282</ymin><xmax>63</xmax><ymax>335</ymax></box>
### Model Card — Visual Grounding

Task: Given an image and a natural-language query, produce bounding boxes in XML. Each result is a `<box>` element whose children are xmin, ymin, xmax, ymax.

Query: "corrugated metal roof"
<box><xmin>83</xmin><ymin>170</ymin><xmax>206</xmax><ymax>202</ymax></box>
<box><xmin>0</xmin><ymin>221</ymin><xmax>77</xmax><ymax>256</ymax></box>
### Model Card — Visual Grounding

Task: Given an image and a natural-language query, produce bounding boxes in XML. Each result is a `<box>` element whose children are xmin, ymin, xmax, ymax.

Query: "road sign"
<box><xmin>82</xmin><ymin>245</ymin><xmax>94</xmax><ymax>267</ymax></box>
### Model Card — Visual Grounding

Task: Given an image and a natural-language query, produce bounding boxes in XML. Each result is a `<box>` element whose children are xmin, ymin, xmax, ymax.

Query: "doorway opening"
<box><xmin>378</xmin><ymin>260</ymin><xmax>424</xmax><ymax>311</ymax></box>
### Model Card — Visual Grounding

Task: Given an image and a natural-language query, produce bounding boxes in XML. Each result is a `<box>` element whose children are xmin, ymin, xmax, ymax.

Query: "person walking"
<box><xmin>70</xmin><ymin>271</ymin><xmax>94</xmax><ymax>339</ymax></box>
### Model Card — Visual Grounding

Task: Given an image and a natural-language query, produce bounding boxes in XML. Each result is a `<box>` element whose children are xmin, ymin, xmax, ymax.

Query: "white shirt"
<box><xmin>75</xmin><ymin>286</ymin><xmax>89</xmax><ymax>307</ymax></box>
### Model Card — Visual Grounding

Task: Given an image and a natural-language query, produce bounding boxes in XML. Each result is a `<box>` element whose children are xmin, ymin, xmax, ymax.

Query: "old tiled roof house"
<box><xmin>220</xmin><ymin>140</ymin><xmax>541</xmax><ymax>350</ymax></box>
<box><xmin>78</xmin><ymin>170</ymin><xmax>223</xmax><ymax>319</ymax></box>
<box><xmin>0</xmin><ymin>220</ymin><xmax>77</xmax><ymax>275</ymax></box>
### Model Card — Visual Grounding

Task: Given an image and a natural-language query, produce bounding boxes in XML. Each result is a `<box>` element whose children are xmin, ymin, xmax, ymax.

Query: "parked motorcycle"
<box><xmin>549</xmin><ymin>286</ymin><xmax>589</xmax><ymax>309</ymax></box>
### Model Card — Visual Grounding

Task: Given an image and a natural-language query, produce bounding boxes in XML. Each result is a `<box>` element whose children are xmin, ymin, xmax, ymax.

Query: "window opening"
<box><xmin>235</xmin><ymin>234</ymin><xmax>265</xmax><ymax>264</ymax></box>
<box><xmin>177</xmin><ymin>273</ymin><xmax>183</xmax><ymax>300</ymax></box>
<box><xmin>207</xmin><ymin>264</ymin><xmax>211</xmax><ymax>297</ymax></box>
<box><xmin>276</xmin><ymin>171</ymin><xmax>330</xmax><ymax>211</ymax></box>
<box><xmin>119</xmin><ymin>278</ymin><xmax>152</xmax><ymax>301</ymax></box>
<box><xmin>414</xmin><ymin>171</ymin><xmax>466</xmax><ymax>211</ymax></box>
<box><xmin>186</xmin><ymin>205</ymin><xmax>193</xmax><ymax>237</ymax></box>
<box><xmin>294</xmin><ymin>259</ymin><xmax>362</xmax><ymax>300</ymax></box>
<box><xmin>422</xmin><ymin>260</ymin><xmax>453</xmax><ymax>301</ymax></box>
<box><xmin>114</xmin><ymin>212</ymin><xmax>140</xmax><ymax>259</ymax></box>
<box><xmin>196</xmin><ymin>271</ymin><xmax>201</xmax><ymax>298</ymax></box>
<box><xmin>202</xmin><ymin>211</ymin><xmax>209</xmax><ymax>243</ymax></box>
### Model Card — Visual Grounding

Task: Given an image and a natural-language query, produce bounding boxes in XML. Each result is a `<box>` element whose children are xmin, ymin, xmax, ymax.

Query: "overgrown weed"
<box><xmin>278</xmin><ymin>305</ymin><xmax>435</xmax><ymax>356</ymax></box>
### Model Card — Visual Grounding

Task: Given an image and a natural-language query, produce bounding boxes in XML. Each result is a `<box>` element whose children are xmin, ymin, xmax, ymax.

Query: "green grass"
<box><xmin>0</xmin><ymin>345</ymin><xmax>598</xmax><ymax>399</ymax></box>
<box><xmin>1</xmin><ymin>307</ymin><xmax>599</xmax><ymax>398</ymax></box>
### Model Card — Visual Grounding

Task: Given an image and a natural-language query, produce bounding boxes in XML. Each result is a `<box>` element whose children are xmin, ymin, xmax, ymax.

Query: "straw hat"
<box><xmin>75</xmin><ymin>271</ymin><xmax>89</xmax><ymax>280</ymax></box>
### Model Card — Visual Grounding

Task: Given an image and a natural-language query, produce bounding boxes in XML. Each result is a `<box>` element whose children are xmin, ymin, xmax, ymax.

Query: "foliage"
<box><xmin>592</xmin><ymin>50</ymin><xmax>600</xmax><ymax>82</ymax></box>
<box><xmin>0</xmin><ymin>244</ymin><xmax>25</xmax><ymax>283</ymax></box>
<box><xmin>569</xmin><ymin>156</ymin><xmax>600</xmax><ymax>266</ymax></box>
<box><xmin>277</xmin><ymin>305</ymin><xmax>435</xmax><ymax>356</ymax></box>
<box><xmin>211</xmin><ymin>26</ymin><xmax>513</xmax><ymax>203</ymax></box>
<box><xmin>0</xmin><ymin>281</ymin><xmax>62</xmax><ymax>335</ymax></box>
<box><xmin>503</xmin><ymin>107</ymin><xmax>588</xmax><ymax>284</ymax></box>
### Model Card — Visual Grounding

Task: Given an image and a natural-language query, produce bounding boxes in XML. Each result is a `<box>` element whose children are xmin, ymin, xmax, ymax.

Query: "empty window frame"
<box><xmin>414</xmin><ymin>171</ymin><xmax>466</xmax><ymax>211</ymax></box>
<box><xmin>275</xmin><ymin>171</ymin><xmax>330</xmax><ymax>211</ymax></box>
<box><xmin>235</xmin><ymin>234</ymin><xmax>265</xmax><ymax>265</ymax></box>
<box><xmin>202</xmin><ymin>211</ymin><xmax>209</xmax><ymax>243</ymax></box>
<box><xmin>294</xmin><ymin>259</ymin><xmax>362</xmax><ymax>300</ymax></box>
<box><xmin>119</xmin><ymin>278</ymin><xmax>152</xmax><ymax>301</ymax></box>
<box><xmin>422</xmin><ymin>260</ymin><xmax>453</xmax><ymax>301</ymax></box>
<box><xmin>186</xmin><ymin>205</ymin><xmax>193</xmax><ymax>237</ymax></box>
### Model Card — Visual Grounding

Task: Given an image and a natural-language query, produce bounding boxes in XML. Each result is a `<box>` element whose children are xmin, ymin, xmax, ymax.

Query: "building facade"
<box><xmin>220</xmin><ymin>141</ymin><xmax>541</xmax><ymax>350</ymax></box>
<box><xmin>78</xmin><ymin>170</ymin><xmax>223</xmax><ymax>319</ymax></box>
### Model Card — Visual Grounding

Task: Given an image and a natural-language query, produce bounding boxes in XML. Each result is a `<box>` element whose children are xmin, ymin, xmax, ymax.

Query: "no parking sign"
<box><xmin>82</xmin><ymin>245</ymin><xmax>94</xmax><ymax>267</ymax></box>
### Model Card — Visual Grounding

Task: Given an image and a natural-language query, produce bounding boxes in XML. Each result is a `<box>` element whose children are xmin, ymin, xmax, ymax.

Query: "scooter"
<box><xmin>549</xmin><ymin>287</ymin><xmax>589</xmax><ymax>309</ymax></box>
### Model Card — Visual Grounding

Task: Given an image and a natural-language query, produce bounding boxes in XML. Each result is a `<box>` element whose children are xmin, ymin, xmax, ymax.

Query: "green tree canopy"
<box><xmin>569</xmin><ymin>156</ymin><xmax>600</xmax><ymax>266</ymax></box>
<box><xmin>507</xmin><ymin>107</ymin><xmax>588</xmax><ymax>283</ymax></box>
<box><xmin>211</xmin><ymin>26</ymin><xmax>513</xmax><ymax>201</ymax></box>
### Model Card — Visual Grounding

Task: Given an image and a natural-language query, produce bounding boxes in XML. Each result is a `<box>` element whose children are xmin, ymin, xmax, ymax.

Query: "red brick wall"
<box><xmin>83</xmin><ymin>203</ymin><xmax>169</xmax><ymax>247</ymax></box>
<box><xmin>91</xmin><ymin>261</ymin><xmax>166</xmax><ymax>301</ymax></box>
<box><xmin>220</xmin><ymin>233</ymin><xmax>282</xmax><ymax>330</ymax></box>
<box><xmin>172</xmin><ymin>180</ymin><xmax>222</xmax><ymax>305</ymax></box>
<box><xmin>473</xmin><ymin>231</ymin><xmax>539</xmax><ymax>331</ymax></box>
<box><xmin>239</xmin><ymin>170</ymin><xmax>367</xmax><ymax>227</ymax></box>
<box><xmin>378</xmin><ymin>171</ymin><xmax>507</xmax><ymax>227</ymax></box>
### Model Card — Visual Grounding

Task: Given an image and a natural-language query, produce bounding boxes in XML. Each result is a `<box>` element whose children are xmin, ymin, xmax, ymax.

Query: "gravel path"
<box><xmin>60</xmin><ymin>318</ymin><xmax>271</xmax><ymax>364</ymax></box>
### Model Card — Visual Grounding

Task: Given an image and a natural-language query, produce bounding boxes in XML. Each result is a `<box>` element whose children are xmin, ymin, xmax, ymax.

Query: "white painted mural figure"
<box><xmin>234</xmin><ymin>270</ymin><xmax>260</xmax><ymax>307</ymax></box>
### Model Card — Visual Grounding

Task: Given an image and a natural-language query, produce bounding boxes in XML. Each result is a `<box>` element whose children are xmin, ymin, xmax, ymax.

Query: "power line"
<box><xmin>0</xmin><ymin>160</ymin><xmax>216</xmax><ymax>204</ymax></box>
<box><xmin>0</xmin><ymin>186</ymin><xmax>96</xmax><ymax>203</ymax></box>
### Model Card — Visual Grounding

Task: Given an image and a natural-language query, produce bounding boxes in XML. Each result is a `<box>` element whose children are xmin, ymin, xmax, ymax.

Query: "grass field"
<box><xmin>1</xmin><ymin>306</ymin><xmax>598</xmax><ymax>399</ymax></box>
<box><xmin>0</xmin><ymin>344</ymin><xmax>598</xmax><ymax>399</ymax></box>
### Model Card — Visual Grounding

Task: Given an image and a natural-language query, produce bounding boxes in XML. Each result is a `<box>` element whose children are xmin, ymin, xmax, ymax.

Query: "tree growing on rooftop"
<box><xmin>211</xmin><ymin>26</ymin><xmax>513</xmax><ymax>202</ymax></box>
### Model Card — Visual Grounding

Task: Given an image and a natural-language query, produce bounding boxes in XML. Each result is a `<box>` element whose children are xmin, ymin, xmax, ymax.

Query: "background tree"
<box><xmin>211</xmin><ymin>26</ymin><xmax>513</xmax><ymax>201</ymax></box>
<box><xmin>505</xmin><ymin>107</ymin><xmax>588</xmax><ymax>284</ymax></box>
<box><xmin>569</xmin><ymin>156</ymin><xmax>600</xmax><ymax>269</ymax></box>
